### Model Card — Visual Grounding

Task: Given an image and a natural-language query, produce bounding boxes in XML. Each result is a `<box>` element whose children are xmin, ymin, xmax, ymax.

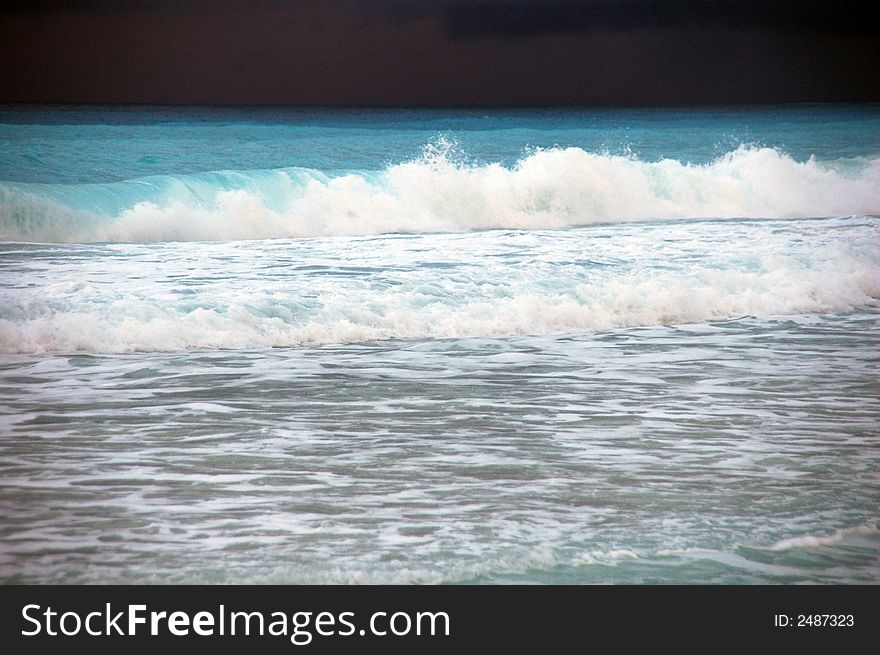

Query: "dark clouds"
<box><xmin>428</xmin><ymin>0</ymin><xmax>878</xmax><ymax>39</ymax></box>
<box><xmin>1</xmin><ymin>0</ymin><xmax>877</xmax><ymax>106</ymax></box>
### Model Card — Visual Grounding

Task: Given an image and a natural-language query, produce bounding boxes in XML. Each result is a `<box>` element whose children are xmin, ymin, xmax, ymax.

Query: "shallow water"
<box><xmin>1</xmin><ymin>313</ymin><xmax>878</xmax><ymax>583</ymax></box>
<box><xmin>1</xmin><ymin>224</ymin><xmax>878</xmax><ymax>584</ymax></box>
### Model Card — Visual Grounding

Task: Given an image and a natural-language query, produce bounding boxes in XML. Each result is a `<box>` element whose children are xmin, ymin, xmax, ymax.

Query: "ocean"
<box><xmin>0</xmin><ymin>104</ymin><xmax>878</xmax><ymax>584</ymax></box>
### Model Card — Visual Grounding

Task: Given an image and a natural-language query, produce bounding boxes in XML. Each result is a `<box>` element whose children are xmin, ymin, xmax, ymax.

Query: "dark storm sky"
<box><xmin>1</xmin><ymin>0</ymin><xmax>878</xmax><ymax>106</ymax></box>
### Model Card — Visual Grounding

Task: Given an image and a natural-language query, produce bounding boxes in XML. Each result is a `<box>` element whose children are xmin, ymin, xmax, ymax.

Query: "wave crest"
<box><xmin>2</xmin><ymin>144</ymin><xmax>879</xmax><ymax>243</ymax></box>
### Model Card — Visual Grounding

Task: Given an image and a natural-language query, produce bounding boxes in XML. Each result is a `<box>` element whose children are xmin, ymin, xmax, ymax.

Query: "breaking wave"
<box><xmin>1</xmin><ymin>216</ymin><xmax>878</xmax><ymax>353</ymax></box>
<box><xmin>2</xmin><ymin>144</ymin><xmax>879</xmax><ymax>243</ymax></box>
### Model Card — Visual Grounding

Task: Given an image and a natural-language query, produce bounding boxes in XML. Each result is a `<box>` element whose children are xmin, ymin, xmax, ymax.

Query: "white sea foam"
<box><xmin>768</xmin><ymin>523</ymin><xmax>880</xmax><ymax>551</ymax></box>
<box><xmin>2</xmin><ymin>145</ymin><xmax>879</xmax><ymax>243</ymax></box>
<box><xmin>0</xmin><ymin>219</ymin><xmax>877</xmax><ymax>353</ymax></box>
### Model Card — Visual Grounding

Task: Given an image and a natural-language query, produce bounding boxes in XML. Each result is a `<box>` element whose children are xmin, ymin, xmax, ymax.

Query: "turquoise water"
<box><xmin>3</xmin><ymin>105</ymin><xmax>880</xmax><ymax>185</ymax></box>
<box><xmin>0</xmin><ymin>105</ymin><xmax>878</xmax><ymax>583</ymax></box>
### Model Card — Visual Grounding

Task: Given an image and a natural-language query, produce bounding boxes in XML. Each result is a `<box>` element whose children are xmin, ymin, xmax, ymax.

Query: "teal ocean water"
<box><xmin>1</xmin><ymin>105</ymin><xmax>878</xmax><ymax>583</ymax></box>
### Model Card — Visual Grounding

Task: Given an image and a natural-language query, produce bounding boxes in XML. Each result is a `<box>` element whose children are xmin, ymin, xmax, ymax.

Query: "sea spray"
<box><xmin>2</xmin><ymin>145</ymin><xmax>879</xmax><ymax>243</ymax></box>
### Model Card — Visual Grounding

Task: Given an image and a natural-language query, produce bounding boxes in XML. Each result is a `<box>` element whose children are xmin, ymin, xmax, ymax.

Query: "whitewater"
<box><xmin>1</xmin><ymin>105</ymin><xmax>878</xmax><ymax>584</ymax></box>
<box><xmin>2</xmin><ymin>144</ymin><xmax>879</xmax><ymax>243</ymax></box>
